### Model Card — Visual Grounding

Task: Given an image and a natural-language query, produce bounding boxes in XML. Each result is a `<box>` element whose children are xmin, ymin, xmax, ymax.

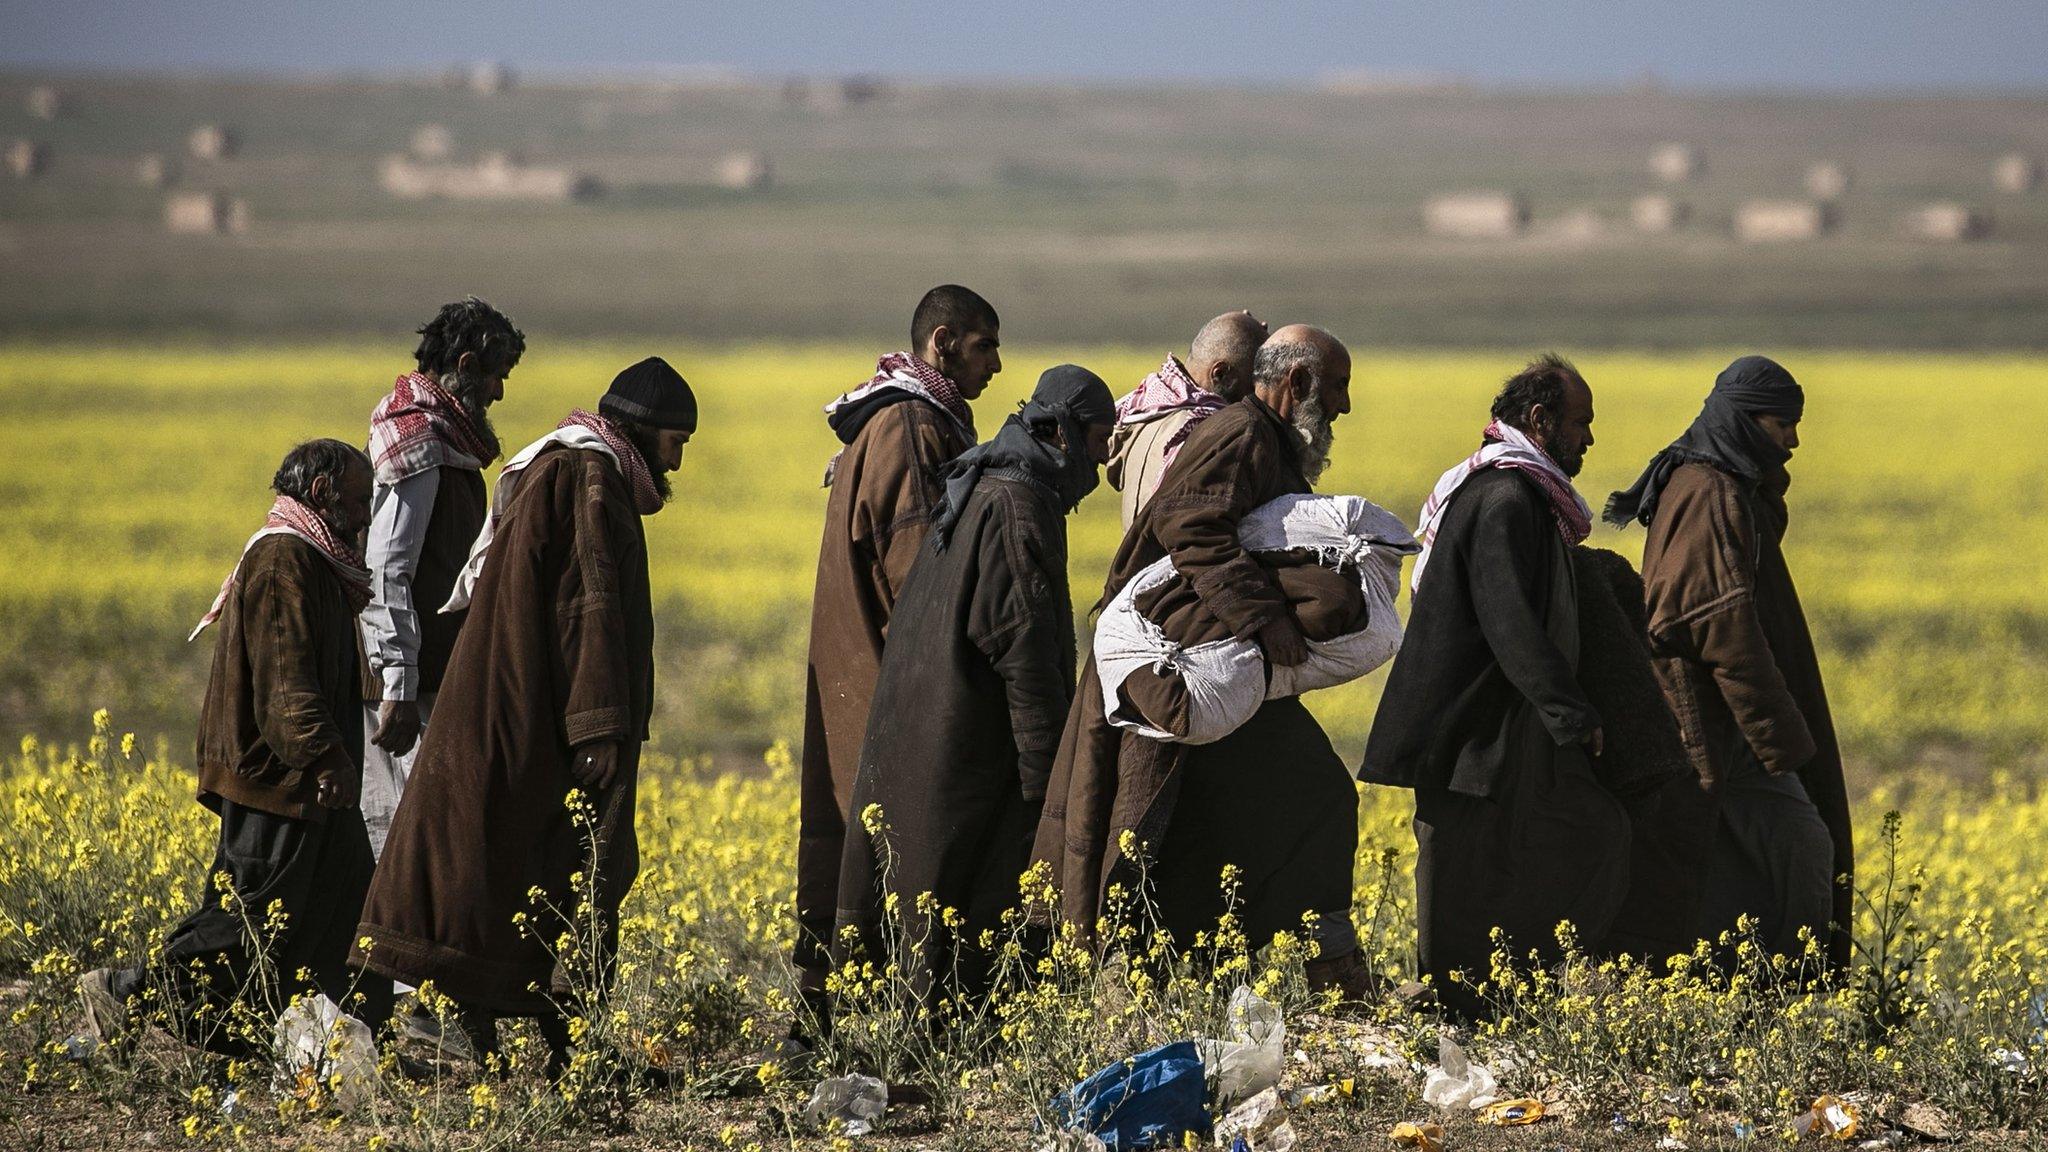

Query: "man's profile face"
<box><xmin>1315</xmin><ymin>349</ymin><xmax>1353</xmax><ymax>425</ymax></box>
<box><xmin>1754</xmin><ymin>413</ymin><xmax>1801</xmax><ymax>456</ymax></box>
<box><xmin>939</xmin><ymin>325</ymin><xmax>1002</xmax><ymax>399</ymax></box>
<box><xmin>1083</xmin><ymin>422</ymin><xmax>1114</xmax><ymax>467</ymax></box>
<box><xmin>1535</xmin><ymin>378</ymin><xmax>1596</xmax><ymax>478</ymax></box>
<box><xmin>652</xmin><ymin>428</ymin><xmax>691</xmax><ymax>474</ymax></box>
<box><xmin>454</xmin><ymin>350</ymin><xmax>510</xmax><ymax>408</ymax></box>
<box><xmin>317</xmin><ymin>458</ymin><xmax>375</xmax><ymax>542</ymax></box>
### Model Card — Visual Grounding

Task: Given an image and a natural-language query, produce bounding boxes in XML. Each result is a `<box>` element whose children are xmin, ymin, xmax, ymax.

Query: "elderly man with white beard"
<box><xmin>1032</xmin><ymin>324</ymin><xmax>1382</xmax><ymax>1000</ymax></box>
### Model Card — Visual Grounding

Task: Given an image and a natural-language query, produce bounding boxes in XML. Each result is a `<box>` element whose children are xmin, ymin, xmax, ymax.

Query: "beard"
<box><xmin>1291</xmin><ymin>389</ymin><xmax>1336</xmax><ymax>486</ymax></box>
<box><xmin>620</xmin><ymin>421</ymin><xmax>674</xmax><ymax>506</ymax></box>
<box><xmin>440</xmin><ymin>367</ymin><xmax>503</xmax><ymax>462</ymax></box>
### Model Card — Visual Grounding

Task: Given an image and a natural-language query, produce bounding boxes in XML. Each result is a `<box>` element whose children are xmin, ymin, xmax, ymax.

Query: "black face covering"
<box><xmin>1605</xmin><ymin>354</ymin><xmax>1806</xmax><ymax>528</ymax></box>
<box><xmin>930</xmin><ymin>364</ymin><xmax>1114</xmax><ymax>549</ymax></box>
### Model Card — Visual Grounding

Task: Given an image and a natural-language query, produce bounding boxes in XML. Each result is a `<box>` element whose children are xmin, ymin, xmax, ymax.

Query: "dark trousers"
<box><xmin>113</xmin><ymin>798</ymin><xmax>392</xmax><ymax>1054</ymax></box>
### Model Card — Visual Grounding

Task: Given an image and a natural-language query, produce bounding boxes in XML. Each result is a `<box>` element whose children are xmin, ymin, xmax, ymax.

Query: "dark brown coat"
<box><xmin>1640</xmin><ymin>461</ymin><xmax>1853</xmax><ymax>967</ymax></box>
<box><xmin>196</xmin><ymin>534</ymin><xmax>365</xmax><ymax>821</ymax></box>
<box><xmin>352</xmin><ymin>447</ymin><xmax>654</xmax><ymax>1014</ymax></box>
<box><xmin>1030</xmin><ymin>396</ymin><xmax>1310</xmax><ymax>938</ymax></box>
<box><xmin>796</xmin><ymin>399</ymin><xmax>974</xmax><ymax>976</ymax></box>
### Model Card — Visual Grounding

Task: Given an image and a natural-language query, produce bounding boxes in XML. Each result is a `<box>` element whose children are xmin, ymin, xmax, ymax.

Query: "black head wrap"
<box><xmin>930</xmin><ymin>364</ymin><xmax>1115</xmax><ymax>549</ymax></box>
<box><xmin>1604</xmin><ymin>355</ymin><xmax>1805</xmax><ymax>528</ymax></box>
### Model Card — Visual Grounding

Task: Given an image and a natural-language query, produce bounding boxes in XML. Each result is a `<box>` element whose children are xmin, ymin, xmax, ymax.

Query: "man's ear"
<box><xmin>455</xmin><ymin>349</ymin><xmax>475</xmax><ymax>377</ymax></box>
<box><xmin>307</xmin><ymin>473</ymin><xmax>333</xmax><ymax>506</ymax></box>
<box><xmin>926</xmin><ymin>324</ymin><xmax>954</xmax><ymax>360</ymax></box>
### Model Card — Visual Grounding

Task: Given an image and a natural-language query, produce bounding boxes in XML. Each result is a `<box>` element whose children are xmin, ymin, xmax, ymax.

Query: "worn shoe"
<box><xmin>77</xmin><ymin>968</ymin><xmax>135</xmax><ymax>1046</ymax></box>
<box><xmin>1305</xmin><ymin>949</ymin><xmax>1386</xmax><ymax>1005</ymax></box>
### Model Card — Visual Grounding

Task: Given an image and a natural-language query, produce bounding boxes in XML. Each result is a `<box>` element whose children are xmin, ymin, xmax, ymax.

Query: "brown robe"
<box><xmin>796</xmin><ymin>398</ymin><xmax>975</xmax><ymax>981</ymax></box>
<box><xmin>352</xmin><ymin>446</ymin><xmax>654</xmax><ymax>1014</ymax></box>
<box><xmin>197</xmin><ymin>534</ymin><xmax>365</xmax><ymax>820</ymax></box>
<box><xmin>1640</xmin><ymin>461</ymin><xmax>1852</xmax><ymax>968</ymax></box>
<box><xmin>1031</xmin><ymin>396</ymin><xmax>1329</xmax><ymax>944</ymax></box>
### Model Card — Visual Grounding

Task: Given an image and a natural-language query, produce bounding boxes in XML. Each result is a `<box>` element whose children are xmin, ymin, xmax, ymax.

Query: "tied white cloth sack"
<box><xmin>1096</xmin><ymin>493</ymin><xmax>1419</xmax><ymax>745</ymax></box>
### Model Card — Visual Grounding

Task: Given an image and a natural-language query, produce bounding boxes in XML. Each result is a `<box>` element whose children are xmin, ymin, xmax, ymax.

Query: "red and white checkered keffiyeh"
<box><xmin>440</xmin><ymin>409</ymin><xmax>664</xmax><ymax>613</ymax></box>
<box><xmin>367</xmin><ymin>371</ymin><xmax>497</xmax><ymax>485</ymax></box>
<box><xmin>190</xmin><ymin>496</ymin><xmax>371</xmax><ymax>640</ymax></box>
<box><xmin>1113</xmin><ymin>354</ymin><xmax>1231</xmax><ymax>468</ymax></box>
<box><xmin>1410</xmin><ymin>419</ymin><xmax>1593</xmax><ymax>593</ymax></box>
<box><xmin>824</xmin><ymin>351</ymin><xmax>976</xmax><ymax>436</ymax></box>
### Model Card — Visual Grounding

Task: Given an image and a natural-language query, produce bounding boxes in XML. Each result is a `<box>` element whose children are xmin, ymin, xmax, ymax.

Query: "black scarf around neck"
<box><xmin>931</xmin><ymin>364</ymin><xmax>1115</xmax><ymax>549</ymax></box>
<box><xmin>1605</xmin><ymin>354</ymin><xmax>1805</xmax><ymax>528</ymax></box>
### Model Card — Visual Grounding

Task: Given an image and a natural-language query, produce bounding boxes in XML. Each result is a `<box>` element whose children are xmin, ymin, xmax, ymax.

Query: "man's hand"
<box><xmin>1257</xmin><ymin>617</ymin><xmax>1310</xmax><ymax>668</ymax></box>
<box><xmin>571</xmin><ymin>741</ymin><xmax>621</xmax><ymax>791</ymax></box>
<box><xmin>1583</xmin><ymin>727</ymin><xmax>1606</xmax><ymax>759</ymax></box>
<box><xmin>371</xmin><ymin>699</ymin><xmax>422</xmax><ymax>756</ymax></box>
<box><xmin>314</xmin><ymin>748</ymin><xmax>360</xmax><ymax>810</ymax></box>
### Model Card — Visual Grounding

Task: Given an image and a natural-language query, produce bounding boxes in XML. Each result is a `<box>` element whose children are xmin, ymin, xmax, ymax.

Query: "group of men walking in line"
<box><xmin>79</xmin><ymin>283</ymin><xmax>1851</xmax><ymax>1073</ymax></box>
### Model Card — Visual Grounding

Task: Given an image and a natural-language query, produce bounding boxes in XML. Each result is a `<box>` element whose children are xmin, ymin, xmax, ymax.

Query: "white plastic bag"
<box><xmin>1197</xmin><ymin>986</ymin><xmax>1286</xmax><ymax>1110</ymax></box>
<box><xmin>1214</xmin><ymin>1086</ymin><xmax>1296</xmax><ymax>1151</ymax></box>
<box><xmin>803</xmin><ymin>1073</ymin><xmax>888</xmax><ymax>1137</ymax></box>
<box><xmin>273</xmin><ymin>994</ymin><xmax>378</xmax><ymax>1113</ymax></box>
<box><xmin>1420</xmin><ymin>1035</ymin><xmax>1497</xmax><ymax>1111</ymax></box>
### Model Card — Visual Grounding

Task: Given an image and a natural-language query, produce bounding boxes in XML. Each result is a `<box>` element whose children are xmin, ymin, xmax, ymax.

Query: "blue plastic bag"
<box><xmin>1047</xmin><ymin>1040</ymin><xmax>1212</xmax><ymax>1151</ymax></box>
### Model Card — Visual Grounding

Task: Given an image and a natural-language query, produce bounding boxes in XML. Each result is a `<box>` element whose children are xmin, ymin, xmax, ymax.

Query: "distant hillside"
<box><xmin>2</xmin><ymin>72</ymin><xmax>2045</xmax><ymax>347</ymax></box>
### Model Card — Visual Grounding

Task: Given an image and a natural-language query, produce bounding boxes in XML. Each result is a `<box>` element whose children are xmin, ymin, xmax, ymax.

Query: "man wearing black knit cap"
<box><xmin>1609</xmin><ymin>355</ymin><xmax>1852</xmax><ymax>970</ymax></box>
<box><xmin>355</xmin><ymin>356</ymin><xmax>695</xmax><ymax>1073</ymax></box>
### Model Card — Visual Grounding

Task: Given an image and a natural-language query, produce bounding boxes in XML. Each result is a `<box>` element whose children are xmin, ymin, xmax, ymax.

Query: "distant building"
<box><xmin>1735</xmin><ymin>200</ymin><xmax>1834</xmax><ymax>242</ymax></box>
<box><xmin>165</xmin><ymin>191</ymin><xmax>250</xmax><ymax>234</ymax></box>
<box><xmin>1424</xmin><ymin>191</ymin><xmax>1527</xmax><ymax>239</ymax></box>
<box><xmin>1805</xmin><ymin>162</ymin><xmax>1851</xmax><ymax>202</ymax></box>
<box><xmin>1631</xmin><ymin>193</ymin><xmax>1688</xmax><ymax>233</ymax></box>
<box><xmin>1902</xmin><ymin>202</ymin><xmax>1989</xmax><ymax>242</ymax></box>
<box><xmin>136</xmin><ymin>153</ymin><xmax>176</xmax><ymax>189</ymax></box>
<box><xmin>1649</xmin><ymin>143</ymin><xmax>1701</xmax><ymax>183</ymax></box>
<box><xmin>467</xmin><ymin>61</ymin><xmax>515</xmax><ymax>96</ymax></box>
<box><xmin>1993</xmin><ymin>153</ymin><xmax>2040</xmax><ymax>194</ymax></box>
<box><xmin>7</xmin><ymin>140</ymin><xmax>48</xmax><ymax>179</ymax></box>
<box><xmin>188</xmin><ymin>124</ymin><xmax>237</xmax><ymax>161</ymax></box>
<box><xmin>26</xmin><ymin>86</ymin><xmax>61</xmax><ymax>121</ymax></box>
<box><xmin>410</xmin><ymin>124</ymin><xmax>453</xmax><ymax>162</ymax></box>
<box><xmin>716</xmin><ymin>151</ymin><xmax>773</xmax><ymax>192</ymax></box>
<box><xmin>378</xmin><ymin>154</ymin><xmax>599</xmax><ymax>202</ymax></box>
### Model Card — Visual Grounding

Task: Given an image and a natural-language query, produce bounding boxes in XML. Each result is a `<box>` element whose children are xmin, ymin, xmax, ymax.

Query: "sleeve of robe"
<box><xmin>1646</xmin><ymin>470</ymin><xmax>1817</xmax><ymax>774</ymax></box>
<box><xmin>547</xmin><ymin>454</ymin><xmax>638</xmax><ymax>750</ymax></box>
<box><xmin>244</xmin><ymin>553</ymin><xmax>348</xmax><ymax>771</ymax></box>
<box><xmin>970</xmin><ymin>490</ymin><xmax>1073</xmax><ymax>803</ymax></box>
<box><xmin>1465</xmin><ymin>476</ymin><xmax>1601</xmax><ymax>746</ymax></box>
<box><xmin>1143</xmin><ymin>419</ymin><xmax>1288</xmax><ymax>641</ymax></box>
<box><xmin>848</xmin><ymin>405</ymin><xmax>955</xmax><ymax>629</ymax></box>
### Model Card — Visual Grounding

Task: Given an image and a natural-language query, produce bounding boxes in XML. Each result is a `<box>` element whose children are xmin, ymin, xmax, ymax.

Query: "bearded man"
<box><xmin>361</xmin><ymin>297</ymin><xmax>523</xmax><ymax>859</ymax></box>
<box><xmin>796</xmin><ymin>285</ymin><xmax>999</xmax><ymax>1021</ymax></box>
<box><xmin>353</xmin><ymin>358</ymin><xmax>695</xmax><ymax>1073</ymax></box>
<box><xmin>1032</xmin><ymin>325</ymin><xmax>1377</xmax><ymax>998</ymax></box>
<box><xmin>1608</xmin><ymin>355</ymin><xmax>1850</xmax><ymax>969</ymax></box>
<box><xmin>834</xmin><ymin>365</ymin><xmax>1116</xmax><ymax>1006</ymax></box>
<box><xmin>80</xmin><ymin>441</ymin><xmax>385</xmax><ymax>1054</ymax></box>
<box><xmin>1107</xmin><ymin>309</ymin><xmax>1267</xmax><ymax>527</ymax></box>
<box><xmin>1361</xmin><ymin>355</ymin><xmax>1629</xmax><ymax>1019</ymax></box>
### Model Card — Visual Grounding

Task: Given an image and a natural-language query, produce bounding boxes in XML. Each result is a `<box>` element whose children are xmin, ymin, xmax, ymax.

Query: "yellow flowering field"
<box><xmin>1</xmin><ymin>345</ymin><xmax>2045</xmax><ymax>1147</ymax></box>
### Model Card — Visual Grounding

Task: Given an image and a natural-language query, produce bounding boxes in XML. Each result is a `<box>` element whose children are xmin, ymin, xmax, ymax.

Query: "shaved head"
<box><xmin>1188</xmin><ymin>309</ymin><xmax>1268</xmax><ymax>399</ymax></box>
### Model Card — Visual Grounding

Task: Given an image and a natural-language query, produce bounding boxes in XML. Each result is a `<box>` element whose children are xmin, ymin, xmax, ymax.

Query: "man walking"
<box><xmin>1107</xmin><ymin>310</ymin><xmax>1267</xmax><ymax>527</ymax></box>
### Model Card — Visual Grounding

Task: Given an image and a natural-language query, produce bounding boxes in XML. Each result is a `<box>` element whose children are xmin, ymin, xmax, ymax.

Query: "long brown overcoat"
<box><xmin>1639</xmin><ymin>461</ymin><xmax>1853</xmax><ymax>967</ymax></box>
<box><xmin>352</xmin><ymin>446</ymin><xmax>653</xmax><ymax>1014</ymax></box>
<box><xmin>796</xmin><ymin>398</ymin><xmax>975</xmax><ymax>978</ymax></box>
<box><xmin>1030</xmin><ymin>396</ymin><xmax>1314</xmax><ymax>940</ymax></box>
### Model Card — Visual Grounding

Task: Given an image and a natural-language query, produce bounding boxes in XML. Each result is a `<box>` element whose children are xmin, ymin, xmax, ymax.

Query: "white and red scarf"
<box><xmin>1411</xmin><ymin>419</ymin><xmax>1593</xmax><ymax>593</ymax></box>
<box><xmin>190</xmin><ymin>496</ymin><xmax>371</xmax><ymax>640</ymax></box>
<box><xmin>823</xmin><ymin>351</ymin><xmax>976</xmax><ymax>436</ymax></box>
<box><xmin>440</xmin><ymin>409</ymin><xmax>662</xmax><ymax>614</ymax></box>
<box><xmin>367</xmin><ymin>371</ymin><xmax>497</xmax><ymax>485</ymax></box>
<box><xmin>1113</xmin><ymin>354</ymin><xmax>1230</xmax><ymax>468</ymax></box>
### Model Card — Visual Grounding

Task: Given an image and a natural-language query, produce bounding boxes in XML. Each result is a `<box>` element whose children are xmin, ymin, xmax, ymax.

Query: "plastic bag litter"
<box><xmin>274</xmin><ymin>995</ymin><xmax>378</xmax><ymax>1112</ymax></box>
<box><xmin>1214</xmin><ymin>1086</ymin><xmax>1295</xmax><ymax>1151</ymax></box>
<box><xmin>1389</xmin><ymin>1120</ymin><xmax>1444</xmax><ymax>1151</ymax></box>
<box><xmin>1049</xmin><ymin>1040</ymin><xmax>1210</xmax><ymax>1151</ymax></box>
<box><xmin>1196</xmin><ymin>986</ymin><xmax>1286</xmax><ymax>1111</ymax></box>
<box><xmin>1285</xmin><ymin>1079</ymin><xmax>1353</xmax><ymax>1108</ymax></box>
<box><xmin>803</xmin><ymin>1073</ymin><xmax>888</xmax><ymax>1137</ymax></box>
<box><xmin>1420</xmin><ymin>1036</ymin><xmax>1497</xmax><ymax>1111</ymax></box>
<box><xmin>1792</xmin><ymin>1095</ymin><xmax>1860</xmax><ymax>1141</ymax></box>
<box><xmin>1477</xmin><ymin>1097</ymin><xmax>1545</xmax><ymax>1126</ymax></box>
<box><xmin>61</xmin><ymin>1032</ymin><xmax>97</xmax><ymax>1061</ymax></box>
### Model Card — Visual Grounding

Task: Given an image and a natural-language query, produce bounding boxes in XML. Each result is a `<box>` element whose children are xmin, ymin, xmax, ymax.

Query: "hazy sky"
<box><xmin>4</xmin><ymin>0</ymin><xmax>2046</xmax><ymax>89</ymax></box>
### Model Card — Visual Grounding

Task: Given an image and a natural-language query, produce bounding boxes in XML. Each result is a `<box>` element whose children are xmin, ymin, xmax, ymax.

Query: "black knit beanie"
<box><xmin>600</xmin><ymin>356</ymin><xmax>698</xmax><ymax>431</ymax></box>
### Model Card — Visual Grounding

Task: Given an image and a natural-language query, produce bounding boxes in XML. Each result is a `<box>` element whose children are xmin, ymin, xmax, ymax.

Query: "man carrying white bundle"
<box><xmin>1096</xmin><ymin>492</ymin><xmax>1416</xmax><ymax>745</ymax></box>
